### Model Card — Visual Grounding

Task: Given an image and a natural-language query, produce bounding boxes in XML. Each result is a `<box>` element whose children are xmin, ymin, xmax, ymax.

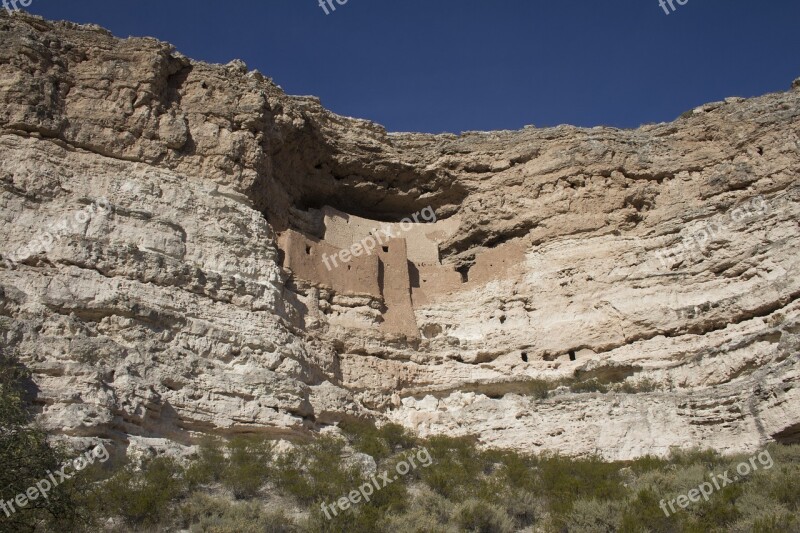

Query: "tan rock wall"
<box><xmin>1</xmin><ymin>12</ymin><xmax>798</xmax><ymax>460</ymax></box>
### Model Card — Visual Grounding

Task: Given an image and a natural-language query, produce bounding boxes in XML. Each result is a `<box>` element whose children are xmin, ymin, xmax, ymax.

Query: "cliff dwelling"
<box><xmin>277</xmin><ymin>206</ymin><xmax>526</xmax><ymax>339</ymax></box>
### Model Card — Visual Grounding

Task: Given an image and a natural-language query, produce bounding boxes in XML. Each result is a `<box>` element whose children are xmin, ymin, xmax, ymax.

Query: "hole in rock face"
<box><xmin>422</xmin><ymin>323</ymin><xmax>443</xmax><ymax>339</ymax></box>
<box><xmin>499</xmin><ymin>315</ymin><xmax>506</xmax><ymax>324</ymax></box>
<box><xmin>569</xmin><ymin>350</ymin><xmax>576</xmax><ymax>361</ymax></box>
<box><xmin>382</xmin><ymin>246</ymin><xmax>389</xmax><ymax>253</ymax></box>
<box><xmin>521</xmin><ymin>352</ymin><xmax>528</xmax><ymax>362</ymax></box>
<box><xmin>456</xmin><ymin>265</ymin><xmax>470</xmax><ymax>283</ymax></box>
<box><xmin>305</xmin><ymin>245</ymin><xmax>312</xmax><ymax>255</ymax></box>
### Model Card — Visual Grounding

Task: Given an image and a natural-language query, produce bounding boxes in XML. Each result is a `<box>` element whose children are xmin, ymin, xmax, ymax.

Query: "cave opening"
<box><xmin>456</xmin><ymin>265</ymin><xmax>470</xmax><ymax>283</ymax></box>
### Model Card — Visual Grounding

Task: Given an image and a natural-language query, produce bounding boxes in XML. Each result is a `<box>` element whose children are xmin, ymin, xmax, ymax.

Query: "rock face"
<box><xmin>0</xmin><ymin>11</ymin><xmax>798</xmax><ymax>460</ymax></box>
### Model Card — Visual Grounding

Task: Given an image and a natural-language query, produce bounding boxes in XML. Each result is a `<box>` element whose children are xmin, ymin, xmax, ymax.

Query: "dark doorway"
<box><xmin>569</xmin><ymin>350</ymin><xmax>576</xmax><ymax>361</ymax></box>
<box><xmin>456</xmin><ymin>265</ymin><xmax>470</xmax><ymax>283</ymax></box>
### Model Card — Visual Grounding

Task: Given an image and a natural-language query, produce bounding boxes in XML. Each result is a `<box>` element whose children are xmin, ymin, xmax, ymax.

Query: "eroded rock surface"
<box><xmin>0</xmin><ymin>11</ymin><xmax>798</xmax><ymax>459</ymax></box>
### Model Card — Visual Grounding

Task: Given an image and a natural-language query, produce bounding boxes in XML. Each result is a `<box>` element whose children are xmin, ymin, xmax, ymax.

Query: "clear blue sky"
<box><xmin>22</xmin><ymin>0</ymin><xmax>800</xmax><ymax>134</ymax></box>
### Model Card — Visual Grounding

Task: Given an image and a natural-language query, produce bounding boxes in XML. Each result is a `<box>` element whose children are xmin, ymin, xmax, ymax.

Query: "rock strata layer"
<box><xmin>0</xmin><ymin>11</ymin><xmax>798</xmax><ymax>460</ymax></box>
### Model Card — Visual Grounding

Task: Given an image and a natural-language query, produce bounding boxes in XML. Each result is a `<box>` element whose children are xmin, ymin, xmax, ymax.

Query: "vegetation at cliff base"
<box><xmin>2</xmin><ymin>347</ymin><xmax>799</xmax><ymax>532</ymax></box>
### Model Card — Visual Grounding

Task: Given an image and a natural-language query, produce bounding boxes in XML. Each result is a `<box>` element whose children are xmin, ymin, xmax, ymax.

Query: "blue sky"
<box><xmin>22</xmin><ymin>0</ymin><xmax>800</xmax><ymax>134</ymax></box>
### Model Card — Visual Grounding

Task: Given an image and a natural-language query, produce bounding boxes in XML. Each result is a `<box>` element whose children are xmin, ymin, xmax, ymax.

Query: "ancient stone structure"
<box><xmin>278</xmin><ymin>206</ymin><xmax>469</xmax><ymax>338</ymax></box>
<box><xmin>0</xmin><ymin>11</ymin><xmax>798</xmax><ymax>460</ymax></box>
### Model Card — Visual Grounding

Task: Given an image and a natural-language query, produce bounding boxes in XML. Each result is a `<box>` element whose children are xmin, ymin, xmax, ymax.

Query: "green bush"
<box><xmin>750</xmin><ymin>513</ymin><xmax>799</xmax><ymax>533</ymax></box>
<box><xmin>618</xmin><ymin>488</ymin><xmax>684</xmax><ymax>533</ymax></box>
<box><xmin>565</xmin><ymin>498</ymin><xmax>623</xmax><ymax>532</ymax></box>
<box><xmin>0</xmin><ymin>348</ymin><xmax>90</xmax><ymax>532</ymax></box>
<box><xmin>420</xmin><ymin>435</ymin><xmax>487</xmax><ymax>499</ymax></box>
<box><xmin>2</xmin><ymin>375</ymin><xmax>798</xmax><ymax>533</ymax></box>
<box><xmin>493</xmin><ymin>450</ymin><xmax>539</xmax><ymax>493</ymax></box>
<box><xmin>521</xmin><ymin>379</ymin><xmax>552</xmax><ymax>399</ymax></box>
<box><xmin>383</xmin><ymin>508</ymin><xmax>459</xmax><ymax>533</ymax></box>
<box><xmin>339</xmin><ymin>419</ymin><xmax>418</xmax><ymax>460</ymax></box>
<box><xmin>454</xmin><ymin>499</ymin><xmax>515</xmax><ymax>533</ymax></box>
<box><xmin>185</xmin><ymin>437</ymin><xmax>226</xmax><ymax>488</ymax></box>
<box><xmin>627</xmin><ymin>454</ymin><xmax>668</xmax><ymax>475</ymax></box>
<box><xmin>339</xmin><ymin>419</ymin><xmax>391</xmax><ymax>459</ymax></box>
<box><xmin>501</xmin><ymin>489</ymin><xmax>540</xmax><ymax>528</ymax></box>
<box><xmin>220</xmin><ymin>436</ymin><xmax>272</xmax><ymax>499</ymax></box>
<box><xmin>379</xmin><ymin>422</ymin><xmax>417</xmax><ymax>452</ymax></box>
<box><xmin>668</xmin><ymin>447</ymin><xmax>723</xmax><ymax>469</ymax></box>
<box><xmin>768</xmin><ymin>466</ymin><xmax>800</xmax><ymax>511</ymax></box>
<box><xmin>273</xmin><ymin>435</ymin><xmax>361</xmax><ymax>505</ymax></box>
<box><xmin>100</xmin><ymin>456</ymin><xmax>186</xmax><ymax>526</ymax></box>
<box><xmin>181</xmin><ymin>492</ymin><xmax>295</xmax><ymax>533</ymax></box>
<box><xmin>569</xmin><ymin>379</ymin><xmax>609</xmax><ymax>394</ymax></box>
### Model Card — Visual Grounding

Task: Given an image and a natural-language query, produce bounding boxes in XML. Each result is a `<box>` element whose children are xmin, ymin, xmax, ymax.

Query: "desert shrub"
<box><xmin>420</xmin><ymin>435</ymin><xmax>488</xmax><ymax>499</ymax></box>
<box><xmin>99</xmin><ymin>456</ymin><xmax>186</xmax><ymax>526</ymax></box>
<box><xmin>684</xmin><ymin>482</ymin><xmax>743</xmax><ymax>531</ymax></box>
<box><xmin>766</xmin><ymin>465</ymin><xmax>800</xmax><ymax>511</ymax></box>
<box><xmin>359</xmin><ymin>461</ymin><xmax>410</xmax><ymax>511</ymax></box>
<box><xmin>406</xmin><ymin>485</ymin><xmax>455</xmax><ymax>524</ymax></box>
<box><xmin>339</xmin><ymin>418</ymin><xmax>391</xmax><ymax>459</ymax></box>
<box><xmin>750</xmin><ymin>513</ymin><xmax>800</xmax><ymax>533</ymax></box>
<box><xmin>569</xmin><ymin>379</ymin><xmax>608</xmax><ymax>394</ymax></box>
<box><xmin>539</xmin><ymin>454</ymin><xmax>626</xmax><ymax>517</ymax></box>
<box><xmin>493</xmin><ymin>450</ymin><xmax>539</xmax><ymax>493</ymax></box>
<box><xmin>185</xmin><ymin>437</ymin><xmax>226</xmax><ymax>488</ymax></box>
<box><xmin>339</xmin><ymin>419</ymin><xmax>418</xmax><ymax>460</ymax></box>
<box><xmin>653</xmin><ymin>464</ymin><xmax>710</xmax><ymax>494</ymax></box>
<box><xmin>565</xmin><ymin>498</ymin><xmax>623</xmax><ymax>532</ymax></box>
<box><xmin>521</xmin><ymin>379</ymin><xmax>552</xmax><ymax>399</ymax></box>
<box><xmin>273</xmin><ymin>435</ymin><xmax>361</xmax><ymax>505</ymax></box>
<box><xmin>667</xmin><ymin>447</ymin><xmax>723</xmax><ymax>469</ymax></box>
<box><xmin>453</xmin><ymin>499</ymin><xmax>515</xmax><ymax>533</ymax></box>
<box><xmin>628</xmin><ymin>454</ymin><xmax>668</xmax><ymax>474</ymax></box>
<box><xmin>303</xmin><ymin>504</ymin><xmax>381</xmax><ymax>533</ymax></box>
<box><xmin>725</xmin><ymin>490</ymin><xmax>797</xmax><ymax>532</ymax></box>
<box><xmin>501</xmin><ymin>489</ymin><xmax>540</xmax><ymax>528</ymax></box>
<box><xmin>181</xmin><ymin>492</ymin><xmax>295</xmax><ymax>533</ymax></box>
<box><xmin>220</xmin><ymin>436</ymin><xmax>272</xmax><ymax>499</ymax></box>
<box><xmin>379</xmin><ymin>422</ymin><xmax>417</xmax><ymax>451</ymax></box>
<box><xmin>383</xmin><ymin>508</ymin><xmax>459</xmax><ymax>533</ymax></box>
<box><xmin>0</xmin><ymin>348</ymin><xmax>91</xmax><ymax>532</ymax></box>
<box><xmin>618</xmin><ymin>488</ymin><xmax>684</xmax><ymax>533</ymax></box>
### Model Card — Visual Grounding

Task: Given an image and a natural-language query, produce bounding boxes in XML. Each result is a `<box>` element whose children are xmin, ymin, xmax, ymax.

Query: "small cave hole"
<box><xmin>305</xmin><ymin>245</ymin><xmax>312</xmax><ymax>255</ymax></box>
<box><xmin>201</xmin><ymin>82</ymin><xmax>208</xmax><ymax>89</ymax></box>
<box><xmin>382</xmin><ymin>246</ymin><xmax>389</xmax><ymax>253</ymax></box>
<box><xmin>569</xmin><ymin>350</ymin><xmax>576</xmax><ymax>361</ymax></box>
<box><xmin>521</xmin><ymin>352</ymin><xmax>528</xmax><ymax>362</ymax></box>
<box><xmin>456</xmin><ymin>265</ymin><xmax>470</xmax><ymax>283</ymax></box>
<box><xmin>757</xmin><ymin>147</ymin><xmax>764</xmax><ymax>155</ymax></box>
<box><xmin>499</xmin><ymin>315</ymin><xmax>506</xmax><ymax>324</ymax></box>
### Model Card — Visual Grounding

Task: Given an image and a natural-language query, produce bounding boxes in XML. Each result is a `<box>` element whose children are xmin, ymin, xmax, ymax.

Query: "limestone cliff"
<box><xmin>0</xmin><ymin>11</ymin><xmax>798</xmax><ymax>460</ymax></box>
